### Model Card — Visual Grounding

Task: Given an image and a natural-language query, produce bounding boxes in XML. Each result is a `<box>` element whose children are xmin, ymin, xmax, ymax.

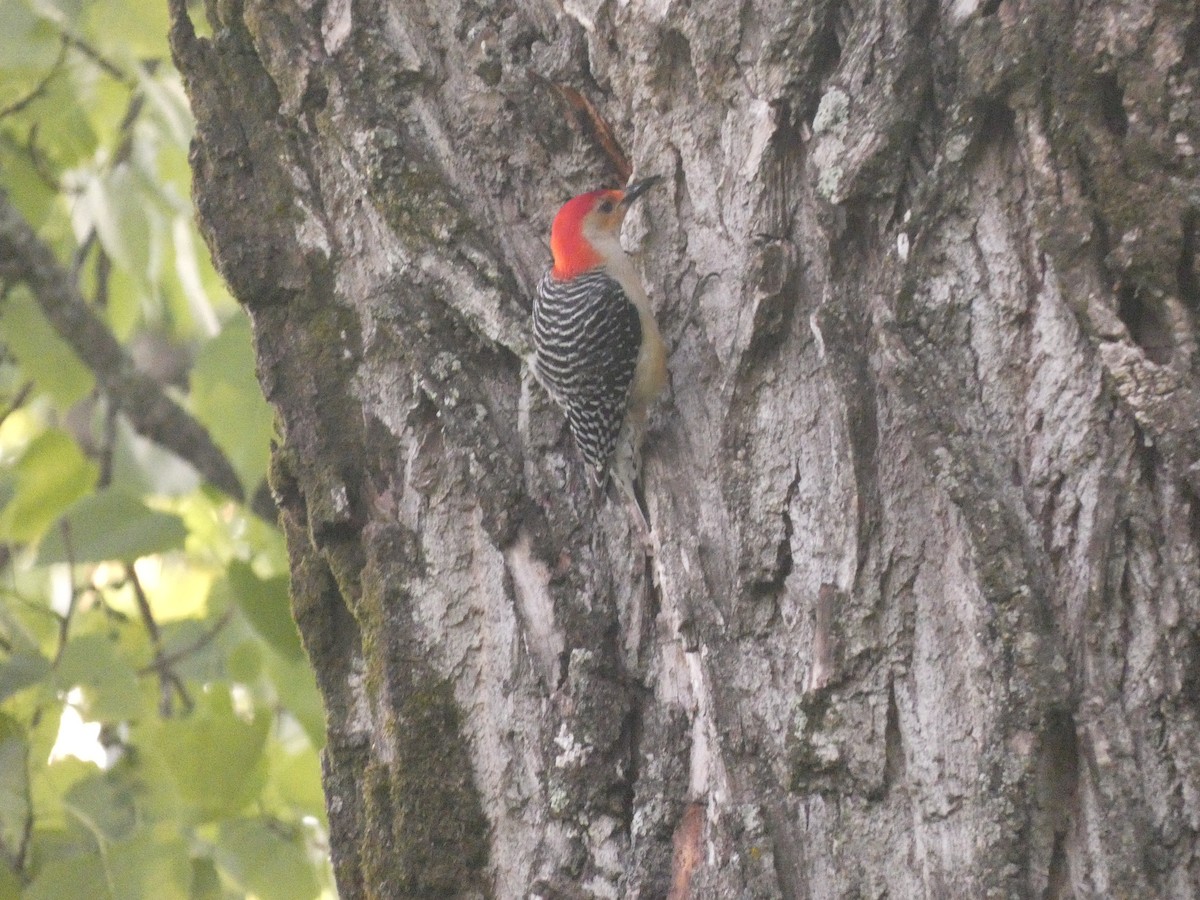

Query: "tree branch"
<box><xmin>0</xmin><ymin>191</ymin><xmax>247</xmax><ymax>504</ymax></box>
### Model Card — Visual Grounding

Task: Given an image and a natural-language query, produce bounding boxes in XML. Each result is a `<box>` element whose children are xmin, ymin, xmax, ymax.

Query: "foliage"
<box><xmin>0</xmin><ymin>1</ymin><xmax>333</xmax><ymax>897</ymax></box>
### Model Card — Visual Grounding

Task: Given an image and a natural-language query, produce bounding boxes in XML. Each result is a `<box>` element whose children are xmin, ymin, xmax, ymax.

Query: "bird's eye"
<box><xmin>599</xmin><ymin>200</ymin><xmax>614</xmax><ymax>213</ymax></box>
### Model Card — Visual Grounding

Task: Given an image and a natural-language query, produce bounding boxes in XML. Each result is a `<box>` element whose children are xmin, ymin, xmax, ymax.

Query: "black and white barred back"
<box><xmin>533</xmin><ymin>268</ymin><xmax>642</xmax><ymax>480</ymax></box>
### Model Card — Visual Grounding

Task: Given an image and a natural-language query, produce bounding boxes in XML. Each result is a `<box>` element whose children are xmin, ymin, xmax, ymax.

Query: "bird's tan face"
<box><xmin>549</xmin><ymin>176</ymin><xmax>662</xmax><ymax>279</ymax></box>
<box><xmin>579</xmin><ymin>190</ymin><xmax>632</xmax><ymax>264</ymax></box>
<box><xmin>583</xmin><ymin>190</ymin><xmax>629</xmax><ymax>237</ymax></box>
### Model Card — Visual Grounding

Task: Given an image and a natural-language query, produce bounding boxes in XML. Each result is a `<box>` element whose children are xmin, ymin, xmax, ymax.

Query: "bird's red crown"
<box><xmin>549</xmin><ymin>189</ymin><xmax>621</xmax><ymax>280</ymax></box>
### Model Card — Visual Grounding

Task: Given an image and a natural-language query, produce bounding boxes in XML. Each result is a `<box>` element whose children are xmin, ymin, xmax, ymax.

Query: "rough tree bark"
<box><xmin>168</xmin><ymin>0</ymin><xmax>1199</xmax><ymax>896</ymax></box>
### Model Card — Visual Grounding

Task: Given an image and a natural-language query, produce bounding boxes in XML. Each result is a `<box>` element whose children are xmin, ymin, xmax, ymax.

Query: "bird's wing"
<box><xmin>533</xmin><ymin>269</ymin><xmax>642</xmax><ymax>476</ymax></box>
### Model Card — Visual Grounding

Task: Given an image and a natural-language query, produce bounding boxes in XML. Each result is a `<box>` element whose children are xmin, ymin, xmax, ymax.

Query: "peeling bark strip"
<box><xmin>171</xmin><ymin>0</ymin><xmax>1200</xmax><ymax>896</ymax></box>
<box><xmin>528</xmin><ymin>73</ymin><xmax>633</xmax><ymax>184</ymax></box>
<box><xmin>668</xmin><ymin>802</ymin><xmax>705</xmax><ymax>900</ymax></box>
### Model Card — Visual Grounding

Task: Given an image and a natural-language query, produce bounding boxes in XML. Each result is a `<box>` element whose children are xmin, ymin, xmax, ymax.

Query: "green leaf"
<box><xmin>264</xmin><ymin>652</ymin><xmax>325</xmax><ymax>750</ymax></box>
<box><xmin>0</xmin><ymin>288</ymin><xmax>95</xmax><ymax>408</ymax></box>
<box><xmin>226</xmin><ymin>562</ymin><xmax>302</xmax><ymax>662</ymax></box>
<box><xmin>83</xmin><ymin>0</ymin><xmax>169</xmax><ymax>59</ymax></box>
<box><xmin>226</xmin><ymin>637</ymin><xmax>262</xmax><ymax>683</ymax></box>
<box><xmin>108</xmin><ymin>736</ymin><xmax>181</xmax><ymax>830</ymax></box>
<box><xmin>109</xmin><ymin>418</ymin><xmax>202</xmax><ymax>497</ymax></box>
<box><xmin>108</xmin><ymin>834</ymin><xmax>191</xmax><ymax>900</ymax></box>
<box><xmin>0</xmin><ymin>731</ymin><xmax>30</xmax><ymax>857</ymax></box>
<box><xmin>29</xmin><ymin>754</ymin><xmax>90</xmax><ymax>833</ymax></box>
<box><xmin>0</xmin><ymin>1</ymin><xmax>61</xmax><ymax>75</ymax></box>
<box><xmin>71</xmin><ymin>66</ymin><xmax>132</xmax><ymax>159</ymax></box>
<box><xmin>265</xmin><ymin>739</ymin><xmax>326</xmax><ymax>823</ymax></box>
<box><xmin>154</xmin><ymin>618</ymin><xmax>226</xmax><ymax>684</ymax></box>
<box><xmin>189</xmin><ymin>856</ymin><xmax>221</xmax><ymax>900</ymax></box>
<box><xmin>0</xmin><ymin>861</ymin><xmax>19</xmax><ymax>900</ymax></box>
<box><xmin>0</xmin><ymin>650</ymin><xmax>52</xmax><ymax>703</ymax></box>
<box><xmin>0</xmin><ymin>428</ymin><xmax>97</xmax><ymax>543</ymax></box>
<box><xmin>37</xmin><ymin>488</ymin><xmax>187</xmax><ymax>564</ymax></box>
<box><xmin>0</xmin><ymin>144</ymin><xmax>59</xmax><ymax>227</ymax></box>
<box><xmin>64</xmin><ymin>772</ymin><xmax>136</xmax><ymax>842</ymax></box>
<box><xmin>55</xmin><ymin>633</ymin><xmax>141</xmax><ymax>722</ymax></box>
<box><xmin>155</xmin><ymin>687</ymin><xmax>269</xmax><ymax>823</ymax></box>
<box><xmin>165</xmin><ymin>213</ymin><xmax>219</xmax><ymax>338</ymax></box>
<box><xmin>135</xmin><ymin>68</ymin><xmax>192</xmax><ymax>149</ymax></box>
<box><xmin>194</xmin><ymin>235</ymin><xmax>238</xmax><ymax>317</ymax></box>
<box><xmin>214</xmin><ymin>818</ymin><xmax>320</xmax><ymax>900</ymax></box>
<box><xmin>23</xmin><ymin>832</ymin><xmax>188</xmax><ymax>900</ymax></box>
<box><xmin>0</xmin><ymin>582</ymin><xmax>56</xmax><ymax>657</ymax></box>
<box><xmin>190</xmin><ymin>316</ymin><xmax>273</xmax><ymax>492</ymax></box>
<box><xmin>79</xmin><ymin>164</ymin><xmax>154</xmax><ymax>283</ymax></box>
<box><xmin>30</xmin><ymin>0</ymin><xmax>85</xmax><ymax>30</ymax></box>
<box><xmin>22</xmin><ymin>851</ymin><xmax>97</xmax><ymax>900</ymax></box>
<box><xmin>17</xmin><ymin>76</ymin><xmax>98</xmax><ymax>170</ymax></box>
<box><xmin>102</xmin><ymin>264</ymin><xmax>143</xmax><ymax>341</ymax></box>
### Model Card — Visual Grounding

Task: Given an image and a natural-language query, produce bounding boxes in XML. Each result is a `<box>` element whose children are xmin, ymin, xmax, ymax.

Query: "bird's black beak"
<box><xmin>620</xmin><ymin>175</ymin><xmax>662</xmax><ymax>206</ymax></box>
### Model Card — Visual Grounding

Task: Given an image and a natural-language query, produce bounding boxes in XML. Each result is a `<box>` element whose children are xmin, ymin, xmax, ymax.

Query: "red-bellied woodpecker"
<box><xmin>532</xmin><ymin>176</ymin><xmax>668</xmax><ymax>545</ymax></box>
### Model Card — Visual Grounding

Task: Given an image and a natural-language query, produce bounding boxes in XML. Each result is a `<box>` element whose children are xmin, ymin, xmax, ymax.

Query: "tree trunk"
<box><xmin>169</xmin><ymin>0</ymin><xmax>1200</xmax><ymax>896</ymax></box>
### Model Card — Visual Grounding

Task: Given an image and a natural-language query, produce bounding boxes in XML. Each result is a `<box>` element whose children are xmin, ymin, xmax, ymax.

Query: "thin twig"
<box><xmin>111</xmin><ymin>93</ymin><xmax>147</xmax><ymax>169</ymax></box>
<box><xmin>51</xmin><ymin>521</ymin><xmax>79</xmax><ymax>667</ymax></box>
<box><xmin>93</xmin><ymin>246</ymin><xmax>111</xmax><ymax>309</ymax></box>
<box><xmin>0</xmin><ymin>43</ymin><xmax>68</xmax><ymax>120</ymax></box>
<box><xmin>125</xmin><ymin>563</ymin><xmax>161</xmax><ymax>646</ymax></box>
<box><xmin>0</xmin><ymin>382</ymin><xmax>33</xmax><ymax>430</ymax></box>
<box><xmin>137</xmin><ymin>606</ymin><xmax>234</xmax><ymax>675</ymax></box>
<box><xmin>125</xmin><ymin>563</ymin><xmax>193</xmax><ymax>713</ymax></box>
<box><xmin>22</xmin><ymin>125</ymin><xmax>61</xmax><ymax>193</ymax></box>
<box><xmin>70</xmin><ymin>229</ymin><xmax>97</xmax><ymax>281</ymax></box>
<box><xmin>0</xmin><ymin>586</ymin><xmax>64</xmax><ymax>623</ymax></box>
<box><xmin>97</xmin><ymin>399</ymin><xmax>118</xmax><ymax>489</ymax></box>
<box><xmin>14</xmin><ymin>740</ymin><xmax>33</xmax><ymax>872</ymax></box>
<box><xmin>61</xmin><ymin>34</ymin><xmax>134</xmax><ymax>85</ymax></box>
